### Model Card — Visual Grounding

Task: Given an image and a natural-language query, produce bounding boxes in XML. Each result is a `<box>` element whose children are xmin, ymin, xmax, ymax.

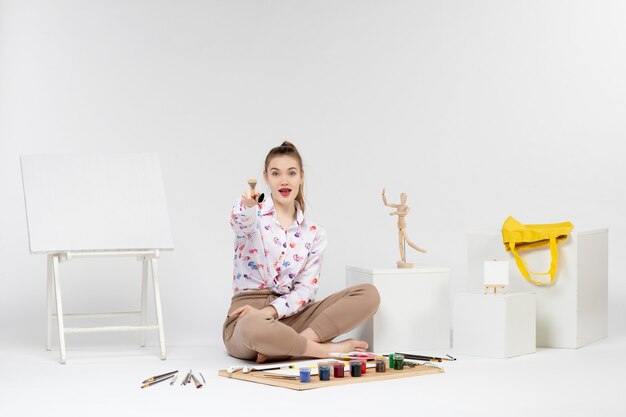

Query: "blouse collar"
<box><xmin>259</xmin><ymin>193</ymin><xmax>305</xmax><ymax>227</ymax></box>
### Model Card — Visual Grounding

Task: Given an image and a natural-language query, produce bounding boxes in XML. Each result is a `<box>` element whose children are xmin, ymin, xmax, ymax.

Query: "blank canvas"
<box><xmin>21</xmin><ymin>153</ymin><xmax>174</xmax><ymax>253</ymax></box>
<box><xmin>484</xmin><ymin>260</ymin><xmax>509</xmax><ymax>286</ymax></box>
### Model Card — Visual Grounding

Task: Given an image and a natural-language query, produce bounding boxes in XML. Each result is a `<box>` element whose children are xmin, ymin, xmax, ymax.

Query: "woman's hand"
<box><xmin>241</xmin><ymin>189</ymin><xmax>259</xmax><ymax>208</ymax></box>
<box><xmin>229</xmin><ymin>305</ymin><xmax>278</xmax><ymax>319</ymax></box>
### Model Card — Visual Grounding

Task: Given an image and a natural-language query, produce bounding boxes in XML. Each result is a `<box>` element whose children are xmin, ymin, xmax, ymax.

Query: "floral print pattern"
<box><xmin>230</xmin><ymin>194</ymin><xmax>327</xmax><ymax>318</ymax></box>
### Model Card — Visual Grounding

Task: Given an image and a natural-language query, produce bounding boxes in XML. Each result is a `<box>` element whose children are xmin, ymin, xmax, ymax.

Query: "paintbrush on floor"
<box><xmin>141</xmin><ymin>373</ymin><xmax>176</xmax><ymax>389</ymax></box>
<box><xmin>142</xmin><ymin>370</ymin><xmax>178</xmax><ymax>384</ymax></box>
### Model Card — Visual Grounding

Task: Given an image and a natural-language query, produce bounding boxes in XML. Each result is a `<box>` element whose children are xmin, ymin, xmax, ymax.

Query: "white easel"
<box><xmin>46</xmin><ymin>250</ymin><xmax>166</xmax><ymax>364</ymax></box>
<box><xmin>22</xmin><ymin>153</ymin><xmax>174</xmax><ymax>364</ymax></box>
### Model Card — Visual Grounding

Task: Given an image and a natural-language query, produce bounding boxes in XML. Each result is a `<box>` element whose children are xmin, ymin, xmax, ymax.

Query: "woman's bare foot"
<box><xmin>332</xmin><ymin>338</ymin><xmax>368</xmax><ymax>353</ymax></box>
<box><xmin>303</xmin><ymin>338</ymin><xmax>368</xmax><ymax>358</ymax></box>
<box><xmin>257</xmin><ymin>338</ymin><xmax>368</xmax><ymax>363</ymax></box>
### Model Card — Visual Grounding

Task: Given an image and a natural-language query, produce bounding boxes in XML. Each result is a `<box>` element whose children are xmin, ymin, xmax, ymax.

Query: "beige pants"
<box><xmin>222</xmin><ymin>283</ymin><xmax>380</xmax><ymax>360</ymax></box>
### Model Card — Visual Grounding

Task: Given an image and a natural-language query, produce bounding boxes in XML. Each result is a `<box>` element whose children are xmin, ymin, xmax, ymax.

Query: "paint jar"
<box><xmin>375</xmin><ymin>358</ymin><xmax>386</xmax><ymax>373</ymax></box>
<box><xmin>318</xmin><ymin>365</ymin><xmax>331</xmax><ymax>381</ymax></box>
<box><xmin>349</xmin><ymin>360</ymin><xmax>362</xmax><ymax>377</ymax></box>
<box><xmin>299</xmin><ymin>367</ymin><xmax>311</xmax><ymax>383</ymax></box>
<box><xmin>333</xmin><ymin>363</ymin><xmax>345</xmax><ymax>378</ymax></box>
<box><xmin>388</xmin><ymin>353</ymin><xmax>395</xmax><ymax>369</ymax></box>
<box><xmin>360</xmin><ymin>359</ymin><xmax>367</xmax><ymax>374</ymax></box>
<box><xmin>393</xmin><ymin>354</ymin><xmax>405</xmax><ymax>370</ymax></box>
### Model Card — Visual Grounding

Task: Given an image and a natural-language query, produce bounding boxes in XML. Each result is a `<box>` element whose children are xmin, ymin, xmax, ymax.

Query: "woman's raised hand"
<box><xmin>241</xmin><ymin>189</ymin><xmax>259</xmax><ymax>208</ymax></box>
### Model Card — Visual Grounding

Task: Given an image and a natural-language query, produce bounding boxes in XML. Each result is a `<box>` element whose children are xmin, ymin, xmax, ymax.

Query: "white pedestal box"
<box><xmin>345</xmin><ymin>266</ymin><xmax>450</xmax><ymax>352</ymax></box>
<box><xmin>453</xmin><ymin>293</ymin><xmax>536</xmax><ymax>358</ymax></box>
<box><xmin>467</xmin><ymin>229</ymin><xmax>608</xmax><ymax>348</ymax></box>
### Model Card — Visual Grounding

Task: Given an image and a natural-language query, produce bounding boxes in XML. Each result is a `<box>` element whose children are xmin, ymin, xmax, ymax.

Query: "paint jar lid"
<box><xmin>349</xmin><ymin>360</ymin><xmax>361</xmax><ymax>366</ymax></box>
<box><xmin>393</xmin><ymin>354</ymin><xmax>404</xmax><ymax>360</ymax></box>
<box><xmin>299</xmin><ymin>367</ymin><xmax>311</xmax><ymax>374</ymax></box>
<box><xmin>318</xmin><ymin>365</ymin><xmax>331</xmax><ymax>371</ymax></box>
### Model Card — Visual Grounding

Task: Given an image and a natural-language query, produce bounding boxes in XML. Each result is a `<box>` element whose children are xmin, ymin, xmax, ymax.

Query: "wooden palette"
<box><xmin>218</xmin><ymin>364</ymin><xmax>444</xmax><ymax>391</ymax></box>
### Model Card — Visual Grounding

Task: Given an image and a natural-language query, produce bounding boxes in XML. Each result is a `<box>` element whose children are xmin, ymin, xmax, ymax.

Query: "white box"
<box><xmin>453</xmin><ymin>293</ymin><xmax>536</xmax><ymax>358</ymax></box>
<box><xmin>346</xmin><ymin>265</ymin><xmax>450</xmax><ymax>352</ymax></box>
<box><xmin>468</xmin><ymin>229</ymin><xmax>608</xmax><ymax>348</ymax></box>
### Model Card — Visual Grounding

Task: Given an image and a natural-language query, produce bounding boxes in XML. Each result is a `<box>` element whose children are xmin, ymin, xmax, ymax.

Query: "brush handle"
<box><xmin>191</xmin><ymin>374</ymin><xmax>203</xmax><ymax>388</ymax></box>
<box><xmin>393</xmin><ymin>352</ymin><xmax>445</xmax><ymax>362</ymax></box>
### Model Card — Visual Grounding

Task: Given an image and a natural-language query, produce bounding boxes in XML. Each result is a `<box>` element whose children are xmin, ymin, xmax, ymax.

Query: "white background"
<box><xmin>1</xmin><ymin>0</ymin><xmax>625</xmax><ymax>353</ymax></box>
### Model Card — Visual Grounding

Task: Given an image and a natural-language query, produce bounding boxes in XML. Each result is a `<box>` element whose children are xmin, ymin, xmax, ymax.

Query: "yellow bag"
<box><xmin>502</xmin><ymin>216</ymin><xmax>574</xmax><ymax>286</ymax></box>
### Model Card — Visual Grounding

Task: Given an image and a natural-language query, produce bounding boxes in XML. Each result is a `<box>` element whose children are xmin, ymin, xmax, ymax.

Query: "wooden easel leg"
<box><xmin>140</xmin><ymin>258</ymin><xmax>148</xmax><ymax>347</ymax></box>
<box><xmin>51</xmin><ymin>255</ymin><xmax>67</xmax><ymax>364</ymax></box>
<box><xmin>150</xmin><ymin>258</ymin><xmax>166</xmax><ymax>360</ymax></box>
<box><xmin>46</xmin><ymin>255</ymin><xmax>53</xmax><ymax>351</ymax></box>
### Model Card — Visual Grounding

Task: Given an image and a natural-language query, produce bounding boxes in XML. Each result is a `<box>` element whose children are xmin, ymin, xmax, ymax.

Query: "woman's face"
<box><xmin>264</xmin><ymin>155</ymin><xmax>303</xmax><ymax>207</ymax></box>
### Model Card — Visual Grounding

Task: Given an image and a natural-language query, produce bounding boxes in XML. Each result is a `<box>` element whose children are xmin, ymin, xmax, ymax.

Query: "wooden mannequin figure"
<box><xmin>382</xmin><ymin>188</ymin><xmax>426</xmax><ymax>268</ymax></box>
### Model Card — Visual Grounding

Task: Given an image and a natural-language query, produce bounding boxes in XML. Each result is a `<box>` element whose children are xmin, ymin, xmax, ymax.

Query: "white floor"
<box><xmin>1</xmin><ymin>336</ymin><xmax>625</xmax><ymax>417</ymax></box>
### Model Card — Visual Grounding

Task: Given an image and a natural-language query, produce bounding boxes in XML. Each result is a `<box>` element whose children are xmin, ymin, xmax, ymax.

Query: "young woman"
<box><xmin>223</xmin><ymin>141</ymin><xmax>380</xmax><ymax>363</ymax></box>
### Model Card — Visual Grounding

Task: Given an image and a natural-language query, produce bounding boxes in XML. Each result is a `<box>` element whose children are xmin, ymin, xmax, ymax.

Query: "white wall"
<box><xmin>1</xmin><ymin>0</ymin><xmax>625</xmax><ymax>348</ymax></box>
